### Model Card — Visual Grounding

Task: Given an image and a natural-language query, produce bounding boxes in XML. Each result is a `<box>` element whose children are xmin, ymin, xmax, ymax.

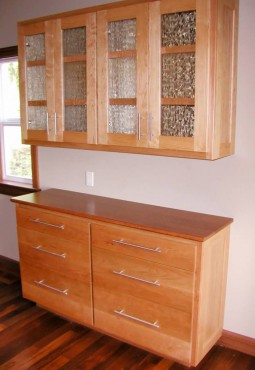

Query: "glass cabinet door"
<box><xmin>149</xmin><ymin>0</ymin><xmax>199</xmax><ymax>152</ymax></box>
<box><xmin>97</xmin><ymin>4</ymin><xmax>148</xmax><ymax>147</ymax></box>
<box><xmin>60</xmin><ymin>13</ymin><xmax>96</xmax><ymax>144</ymax></box>
<box><xmin>19</xmin><ymin>22</ymin><xmax>49</xmax><ymax>141</ymax></box>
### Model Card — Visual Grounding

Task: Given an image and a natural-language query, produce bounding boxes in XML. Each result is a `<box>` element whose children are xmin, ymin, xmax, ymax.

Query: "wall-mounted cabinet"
<box><xmin>18</xmin><ymin>13</ymin><xmax>97</xmax><ymax>145</ymax></box>
<box><xmin>18</xmin><ymin>0</ymin><xmax>239</xmax><ymax>159</ymax></box>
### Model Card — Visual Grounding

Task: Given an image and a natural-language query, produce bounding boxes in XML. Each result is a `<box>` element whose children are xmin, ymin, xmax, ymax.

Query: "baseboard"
<box><xmin>218</xmin><ymin>330</ymin><xmax>255</xmax><ymax>357</ymax></box>
<box><xmin>0</xmin><ymin>255</ymin><xmax>20</xmax><ymax>276</ymax></box>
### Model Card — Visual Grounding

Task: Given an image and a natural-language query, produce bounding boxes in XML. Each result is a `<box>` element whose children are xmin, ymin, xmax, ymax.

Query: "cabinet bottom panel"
<box><xmin>21</xmin><ymin>263</ymin><xmax>93</xmax><ymax>326</ymax></box>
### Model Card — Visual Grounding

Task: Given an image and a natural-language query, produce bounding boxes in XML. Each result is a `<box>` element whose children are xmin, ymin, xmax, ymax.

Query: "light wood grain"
<box><xmin>91</xmin><ymin>222</ymin><xmax>197</xmax><ymax>270</ymax></box>
<box><xmin>92</xmin><ymin>246</ymin><xmax>195</xmax><ymax>313</ymax></box>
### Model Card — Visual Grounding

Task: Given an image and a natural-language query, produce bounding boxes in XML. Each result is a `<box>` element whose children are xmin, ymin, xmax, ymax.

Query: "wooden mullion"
<box><xmin>108</xmin><ymin>50</ymin><xmax>136</xmax><ymax>59</ymax></box>
<box><xmin>162</xmin><ymin>98</ymin><xmax>195</xmax><ymax>106</ymax></box>
<box><xmin>64</xmin><ymin>55</ymin><xmax>86</xmax><ymax>63</ymax></box>
<box><xmin>28</xmin><ymin>100</ymin><xmax>47</xmax><ymax>106</ymax></box>
<box><xmin>109</xmin><ymin>98</ymin><xmax>137</xmax><ymax>105</ymax></box>
<box><xmin>161</xmin><ymin>45</ymin><xmax>196</xmax><ymax>54</ymax></box>
<box><xmin>26</xmin><ymin>59</ymin><xmax>45</xmax><ymax>67</ymax></box>
<box><xmin>65</xmin><ymin>99</ymin><xmax>87</xmax><ymax>106</ymax></box>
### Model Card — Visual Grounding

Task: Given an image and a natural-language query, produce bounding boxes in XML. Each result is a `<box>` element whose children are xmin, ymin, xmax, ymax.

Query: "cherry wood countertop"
<box><xmin>11</xmin><ymin>188</ymin><xmax>233</xmax><ymax>242</ymax></box>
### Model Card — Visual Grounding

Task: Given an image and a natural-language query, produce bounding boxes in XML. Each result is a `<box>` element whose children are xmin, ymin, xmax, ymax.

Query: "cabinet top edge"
<box><xmin>11</xmin><ymin>188</ymin><xmax>233</xmax><ymax>242</ymax></box>
<box><xmin>17</xmin><ymin>0</ymin><xmax>155</xmax><ymax>26</ymax></box>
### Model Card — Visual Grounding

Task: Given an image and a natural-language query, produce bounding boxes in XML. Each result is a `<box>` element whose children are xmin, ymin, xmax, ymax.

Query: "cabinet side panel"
<box><xmin>193</xmin><ymin>226</ymin><xmax>230</xmax><ymax>365</ymax></box>
<box><xmin>194</xmin><ymin>0</ymin><xmax>211</xmax><ymax>153</ymax></box>
<box><xmin>213</xmin><ymin>0</ymin><xmax>239</xmax><ymax>159</ymax></box>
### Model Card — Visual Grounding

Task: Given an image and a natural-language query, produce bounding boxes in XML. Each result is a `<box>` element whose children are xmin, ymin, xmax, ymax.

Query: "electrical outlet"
<box><xmin>85</xmin><ymin>171</ymin><xmax>94</xmax><ymax>187</ymax></box>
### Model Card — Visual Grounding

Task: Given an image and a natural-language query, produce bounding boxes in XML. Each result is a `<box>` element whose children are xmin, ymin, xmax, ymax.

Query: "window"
<box><xmin>0</xmin><ymin>47</ymin><xmax>39</xmax><ymax>195</ymax></box>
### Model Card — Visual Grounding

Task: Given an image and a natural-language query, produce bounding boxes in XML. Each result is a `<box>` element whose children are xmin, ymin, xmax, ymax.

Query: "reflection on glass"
<box><xmin>162</xmin><ymin>53</ymin><xmax>195</xmax><ymax>98</ymax></box>
<box><xmin>27</xmin><ymin>66</ymin><xmax>46</xmax><ymax>101</ymax></box>
<box><xmin>63</xmin><ymin>27</ymin><xmax>86</xmax><ymax>56</ymax></box>
<box><xmin>161</xmin><ymin>105</ymin><xmax>194</xmax><ymax>137</ymax></box>
<box><xmin>64</xmin><ymin>62</ymin><xmax>86</xmax><ymax>100</ymax></box>
<box><xmin>108</xmin><ymin>105</ymin><xmax>136</xmax><ymax>134</ymax></box>
<box><xmin>27</xmin><ymin>106</ymin><xmax>47</xmax><ymax>130</ymax></box>
<box><xmin>108</xmin><ymin>19</ymin><xmax>136</xmax><ymax>51</ymax></box>
<box><xmin>25</xmin><ymin>34</ymin><xmax>45</xmax><ymax>61</ymax></box>
<box><xmin>109</xmin><ymin>57</ymin><xmax>136</xmax><ymax>98</ymax></box>
<box><xmin>162</xmin><ymin>11</ymin><xmax>196</xmax><ymax>47</ymax></box>
<box><xmin>65</xmin><ymin>105</ymin><xmax>87</xmax><ymax>132</ymax></box>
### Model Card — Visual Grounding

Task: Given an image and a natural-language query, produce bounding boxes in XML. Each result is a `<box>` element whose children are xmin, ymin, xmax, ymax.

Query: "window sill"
<box><xmin>0</xmin><ymin>180</ymin><xmax>40</xmax><ymax>196</ymax></box>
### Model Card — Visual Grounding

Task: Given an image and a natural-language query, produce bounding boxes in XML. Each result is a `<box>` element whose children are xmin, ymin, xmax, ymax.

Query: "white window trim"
<box><xmin>0</xmin><ymin>57</ymin><xmax>32</xmax><ymax>184</ymax></box>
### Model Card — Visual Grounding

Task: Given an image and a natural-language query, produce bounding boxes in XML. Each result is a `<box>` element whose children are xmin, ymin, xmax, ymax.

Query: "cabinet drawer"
<box><xmin>21</xmin><ymin>262</ymin><xmax>92</xmax><ymax>326</ymax></box>
<box><xmin>92</xmin><ymin>223</ymin><xmax>197</xmax><ymax>271</ymax></box>
<box><xmin>93</xmin><ymin>247</ymin><xmax>195</xmax><ymax>313</ymax></box>
<box><xmin>18</xmin><ymin>228</ymin><xmax>90</xmax><ymax>279</ymax></box>
<box><xmin>94</xmin><ymin>288</ymin><xmax>192</xmax><ymax>364</ymax></box>
<box><xmin>16</xmin><ymin>205</ymin><xmax>88</xmax><ymax>242</ymax></box>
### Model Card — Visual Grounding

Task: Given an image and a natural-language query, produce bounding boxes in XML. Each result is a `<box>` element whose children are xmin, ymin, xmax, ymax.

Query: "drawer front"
<box><xmin>92</xmin><ymin>223</ymin><xmax>197</xmax><ymax>271</ymax></box>
<box><xmin>93</xmin><ymin>288</ymin><xmax>192</xmax><ymax>364</ymax></box>
<box><xmin>93</xmin><ymin>247</ymin><xmax>195</xmax><ymax>313</ymax></box>
<box><xmin>16</xmin><ymin>205</ymin><xmax>88</xmax><ymax>242</ymax></box>
<box><xmin>18</xmin><ymin>228</ymin><xmax>90</xmax><ymax>279</ymax></box>
<box><xmin>21</xmin><ymin>262</ymin><xmax>92</xmax><ymax>325</ymax></box>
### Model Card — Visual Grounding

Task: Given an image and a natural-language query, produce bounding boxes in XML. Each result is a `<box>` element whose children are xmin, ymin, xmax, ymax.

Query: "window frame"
<box><xmin>0</xmin><ymin>46</ymin><xmax>39</xmax><ymax>196</ymax></box>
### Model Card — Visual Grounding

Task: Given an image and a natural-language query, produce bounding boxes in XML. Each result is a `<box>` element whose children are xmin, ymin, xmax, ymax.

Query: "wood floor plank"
<box><xmin>0</xmin><ymin>263</ymin><xmax>254</xmax><ymax>370</ymax></box>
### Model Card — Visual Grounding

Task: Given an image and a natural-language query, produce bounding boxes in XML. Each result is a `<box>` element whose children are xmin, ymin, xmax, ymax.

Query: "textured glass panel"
<box><xmin>108</xmin><ymin>19</ymin><xmax>136</xmax><ymax>51</ymax></box>
<box><xmin>65</xmin><ymin>105</ymin><xmax>87</xmax><ymax>132</ymax></box>
<box><xmin>26</xmin><ymin>34</ymin><xmax>45</xmax><ymax>61</ymax></box>
<box><xmin>27</xmin><ymin>66</ymin><xmax>46</xmax><ymax>101</ymax></box>
<box><xmin>162</xmin><ymin>53</ymin><xmax>195</xmax><ymax>98</ymax></box>
<box><xmin>161</xmin><ymin>105</ymin><xmax>194</xmax><ymax>137</ymax></box>
<box><xmin>64</xmin><ymin>62</ymin><xmax>86</xmax><ymax>100</ymax></box>
<box><xmin>109</xmin><ymin>57</ymin><xmax>136</xmax><ymax>98</ymax></box>
<box><xmin>27</xmin><ymin>106</ymin><xmax>47</xmax><ymax>130</ymax></box>
<box><xmin>108</xmin><ymin>105</ymin><xmax>136</xmax><ymax>134</ymax></box>
<box><xmin>63</xmin><ymin>27</ymin><xmax>86</xmax><ymax>56</ymax></box>
<box><xmin>162</xmin><ymin>11</ymin><xmax>196</xmax><ymax>46</ymax></box>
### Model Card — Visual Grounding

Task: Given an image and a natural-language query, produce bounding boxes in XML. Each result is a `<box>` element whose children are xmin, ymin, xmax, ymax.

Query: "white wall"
<box><xmin>0</xmin><ymin>0</ymin><xmax>254</xmax><ymax>339</ymax></box>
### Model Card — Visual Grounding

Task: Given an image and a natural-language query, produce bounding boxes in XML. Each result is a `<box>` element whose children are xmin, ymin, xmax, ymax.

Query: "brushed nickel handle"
<box><xmin>54</xmin><ymin>112</ymin><xmax>57</xmax><ymax>135</ymax></box>
<box><xmin>46</xmin><ymin>112</ymin><xmax>49</xmax><ymax>135</ymax></box>
<box><xmin>137</xmin><ymin>113</ymin><xmax>141</xmax><ymax>141</ymax></box>
<box><xmin>113</xmin><ymin>270</ymin><xmax>160</xmax><ymax>286</ymax></box>
<box><xmin>114</xmin><ymin>309</ymin><xmax>160</xmax><ymax>328</ymax></box>
<box><xmin>31</xmin><ymin>218</ymin><xmax>65</xmax><ymax>230</ymax></box>
<box><xmin>149</xmin><ymin>112</ymin><xmax>152</xmax><ymax>141</ymax></box>
<box><xmin>112</xmin><ymin>239</ymin><xmax>161</xmax><ymax>253</ymax></box>
<box><xmin>34</xmin><ymin>279</ymin><xmax>68</xmax><ymax>295</ymax></box>
<box><xmin>32</xmin><ymin>245</ymin><xmax>66</xmax><ymax>259</ymax></box>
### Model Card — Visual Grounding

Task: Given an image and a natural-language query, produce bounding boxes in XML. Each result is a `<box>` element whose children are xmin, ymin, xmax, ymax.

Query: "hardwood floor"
<box><xmin>0</xmin><ymin>266</ymin><xmax>254</xmax><ymax>370</ymax></box>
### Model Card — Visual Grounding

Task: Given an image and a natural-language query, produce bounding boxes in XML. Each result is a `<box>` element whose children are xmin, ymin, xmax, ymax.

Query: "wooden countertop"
<box><xmin>11</xmin><ymin>188</ymin><xmax>233</xmax><ymax>242</ymax></box>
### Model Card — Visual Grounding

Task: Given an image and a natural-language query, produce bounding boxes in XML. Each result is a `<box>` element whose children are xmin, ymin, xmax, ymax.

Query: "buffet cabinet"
<box><xmin>18</xmin><ymin>0</ymin><xmax>239</xmax><ymax>159</ymax></box>
<box><xmin>12</xmin><ymin>189</ymin><xmax>233</xmax><ymax>366</ymax></box>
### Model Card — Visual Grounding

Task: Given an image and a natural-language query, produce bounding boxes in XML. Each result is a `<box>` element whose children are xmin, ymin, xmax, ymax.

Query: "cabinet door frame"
<box><xmin>97</xmin><ymin>3</ymin><xmax>149</xmax><ymax>148</ymax></box>
<box><xmin>18</xmin><ymin>21</ymin><xmax>49</xmax><ymax>143</ymax></box>
<box><xmin>148</xmin><ymin>0</ymin><xmax>210</xmax><ymax>154</ymax></box>
<box><xmin>60</xmin><ymin>13</ymin><xmax>97</xmax><ymax>145</ymax></box>
<box><xmin>19</xmin><ymin>13</ymin><xmax>97</xmax><ymax>146</ymax></box>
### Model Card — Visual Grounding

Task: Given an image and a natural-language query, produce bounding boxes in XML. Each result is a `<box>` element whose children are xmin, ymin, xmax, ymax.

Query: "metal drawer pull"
<box><xmin>113</xmin><ymin>270</ymin><xmax>160</xmax><ymax>286</ymax></box>
<box><xmin>31</xmin><ymin>218</ymin><xmax>65</xmax><ymax>230</ymax></box>
<box><xmin>114</xmin><ymin>309</ymin><xmax>160</xmax><ymax>328</ymax></box>
<box><xmin>32</xmin><ymin>245</ymin><xmax>66</xmax><ymax>259</ymax></box>
<box><xmin>34</xmin><ymin>280</ymin><xmax>68</xmax><ymax>295</ymax></box>
<box><xmin>112</xmin><ymin>239</ymin><xmax>161</xmax><ymax>253</ymax></box>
